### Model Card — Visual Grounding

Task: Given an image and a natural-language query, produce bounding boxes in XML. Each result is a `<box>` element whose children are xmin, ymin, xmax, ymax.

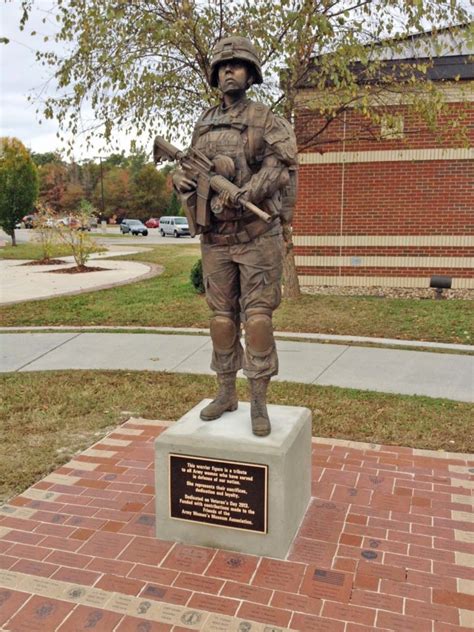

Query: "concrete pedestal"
<box><xmin>154</xmin><ymin>399</ymin><xmax>311</xmax><ymax>559</ymax></box>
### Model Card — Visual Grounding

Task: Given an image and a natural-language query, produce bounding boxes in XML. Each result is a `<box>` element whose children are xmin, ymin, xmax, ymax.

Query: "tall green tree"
<box><xmin>17</xmin><ymin>0</ymin><xmax>473</xmax><ymax>292</ymax></box>
<box><xmin>0</xmin><ymin>137</ymin><xmax>39</xmax><ymax>246</ymax></box>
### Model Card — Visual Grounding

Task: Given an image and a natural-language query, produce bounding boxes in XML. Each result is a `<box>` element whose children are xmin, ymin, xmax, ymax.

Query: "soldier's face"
<box><xmin>218</xmin><ymin>60</ymin><xmax>251</xmax><ymax>93</ymax></box>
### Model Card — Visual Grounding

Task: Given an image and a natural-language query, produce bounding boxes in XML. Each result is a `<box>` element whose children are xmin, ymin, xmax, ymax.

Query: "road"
<box><xmin>2</xmin><ymin>227</ymin><xmax>198</xmax><ymax>247</ymax></box>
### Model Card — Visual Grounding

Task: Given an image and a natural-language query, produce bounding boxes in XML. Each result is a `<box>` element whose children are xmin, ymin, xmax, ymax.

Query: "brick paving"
<box><xmin>0</xmin><ymin>418</ymin><xmax>473</xmax><ymax>631</ymax></box>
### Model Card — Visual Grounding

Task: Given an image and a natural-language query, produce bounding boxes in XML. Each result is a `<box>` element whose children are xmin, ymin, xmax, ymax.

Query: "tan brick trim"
<box><xmin>299</xmin><ymin>147</ymin><xmax>474</xmax><ymax>165</ymax></box>
<box><xmin>298</xmin><ymin>275</ymin><xmax>474</xmax><ymax>289</ymax></box>
<box><xmin>293</xmin><ymin>235</ymin><xmax>474</xmax><ymax>247</ymax></box>
<box><xmin>295</xmin><ymin>255</ymin><xmax>474</xmax><ymax>268</ymax></box>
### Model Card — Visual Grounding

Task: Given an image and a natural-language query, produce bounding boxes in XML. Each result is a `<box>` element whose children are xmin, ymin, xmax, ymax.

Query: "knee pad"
<box><xmin>245</xmin><ymin>314</ymin><xmax>274</xmax><ymax>355</ymax></box>
<box><xmin>210</xmin><ymin>315</ymin><xmax>237</xmax><ymax>353</ymax></box>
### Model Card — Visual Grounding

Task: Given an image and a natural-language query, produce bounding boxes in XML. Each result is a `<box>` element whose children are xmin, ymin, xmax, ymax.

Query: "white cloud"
<box><xmin>0</xmin><ymin>1</ymin><xmax>142</xmax><ymax>160</ymax></box>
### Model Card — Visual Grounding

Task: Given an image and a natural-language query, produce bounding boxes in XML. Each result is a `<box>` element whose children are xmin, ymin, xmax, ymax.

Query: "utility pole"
<box><xmin>99</xmin><ymin>156</ymin><xmax>105</xmax><ymax>219</ymax></box>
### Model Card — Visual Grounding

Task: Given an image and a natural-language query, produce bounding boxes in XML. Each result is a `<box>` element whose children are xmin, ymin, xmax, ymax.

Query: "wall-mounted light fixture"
<box><xmin>429</xmin><ymin>275</ymin><xmax>452</xmax><ymax>300</ymax></box>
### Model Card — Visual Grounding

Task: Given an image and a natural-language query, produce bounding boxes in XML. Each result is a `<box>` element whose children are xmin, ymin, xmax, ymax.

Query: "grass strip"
<box><xmin>0</xmin><ymin>244</ymin><xmax>472</xmax><ymax>344</ymax></box>
<box><xmin>1</xmin><ymin>370</ymin><xmax>472</xmax><ymax>502</ymax></box>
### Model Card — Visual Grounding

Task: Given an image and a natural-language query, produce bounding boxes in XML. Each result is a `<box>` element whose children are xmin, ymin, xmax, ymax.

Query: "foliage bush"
<box><xmin>33</xmin><ymin>202</ymin><xmax>59</xmax><ymax>261</ymax></box>
<box><xmin>55</xmin><ymin>202</ymin><xmax>98</xmax><ymax>268</ymax></box>
<box><xmin>190</xmin><ymin>258</ymin><xmax>205</xmax><ymax>294</ymax></box>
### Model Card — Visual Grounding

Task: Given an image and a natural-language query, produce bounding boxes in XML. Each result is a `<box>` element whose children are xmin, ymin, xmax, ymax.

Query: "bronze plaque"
<box><xmin>169</xmin><ymin>454</ymin><xmax>268</xmax><ymax>533</ymax></box>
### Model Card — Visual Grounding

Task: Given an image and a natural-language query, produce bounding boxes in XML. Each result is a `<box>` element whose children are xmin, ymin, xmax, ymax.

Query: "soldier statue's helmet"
<box><xmin>209</xmin><ymin>36</ymin><xmax>263</xmax><ymax>88</ymax></box>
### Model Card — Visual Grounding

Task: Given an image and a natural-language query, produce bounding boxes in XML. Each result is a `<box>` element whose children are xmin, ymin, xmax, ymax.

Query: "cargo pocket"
<box><xmin>262</xmin><ymin>266</ymin><xmax>282</xmax><ymax>311</ymax></box>
<box><xmin>204</xmin><ymin>273</ymin><xmax>240</xmax><ymax>315</ymax></box>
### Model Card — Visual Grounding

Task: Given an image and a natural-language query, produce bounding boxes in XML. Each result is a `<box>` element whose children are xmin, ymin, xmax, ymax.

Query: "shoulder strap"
<box><xmin>245</xmin><ymin>101</ymin><xmax>270</xmax><ymax>163</ymax></box>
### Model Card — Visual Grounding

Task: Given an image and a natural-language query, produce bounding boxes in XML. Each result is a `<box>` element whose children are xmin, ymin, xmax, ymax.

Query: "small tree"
<box><xmin>33</xmin><ymin>202</ymin><xmax>59</xmax><ymax>262</ymax></box>
<box><xmin>0</xmin><ymin>137</ymin><xmax>39</xmax><ymax>246</ymax></box>
<box><xmin>55</xmin><ymin>200</ymin><xmax>98</xmax><ymax>268</ymax></box>
<box><xmin>167</xmin><ymin>191</ymin><xmax>183</xmax><ymax>216</ymax></box>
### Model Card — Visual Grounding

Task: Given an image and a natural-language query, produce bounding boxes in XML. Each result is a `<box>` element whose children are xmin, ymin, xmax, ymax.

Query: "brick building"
<box><xmin>293</xmin><ymin>29</ymin><xmax>473</xmax><ymax>289</ymax></box>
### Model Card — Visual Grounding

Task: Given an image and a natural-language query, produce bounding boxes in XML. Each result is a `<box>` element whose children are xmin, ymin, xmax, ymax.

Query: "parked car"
<box><xmin>21</xmin><ymin>214</ymin><xmax>38</xmax><ymax>229</ymax></box>
<box><xmin>57</xmin><ymin>217</ymin><xmax>91</xmax><ymax>231</ymax></box>
<box><xmin>159</xmin><ymin>216</ymin><xmax>190</xmax><ymax>238</ymax></box>
<box><xmin>120</xmin><ymin>219</ymin><xmax>149</xmax><ymax>236</ymax></box>
<box><xmin>145</xmin><ymin>217</ymin><xmax>160</xmax><ymax>229</ymax></box>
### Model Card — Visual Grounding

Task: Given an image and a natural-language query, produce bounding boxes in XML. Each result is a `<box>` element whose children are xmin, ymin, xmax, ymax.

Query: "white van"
<box><xmin>159</xmin><ymin>216</ymin><xmax>190</xmax><ymax>238</ymax></box>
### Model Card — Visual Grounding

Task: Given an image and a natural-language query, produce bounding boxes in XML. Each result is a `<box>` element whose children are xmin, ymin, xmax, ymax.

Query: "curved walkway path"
<box><xmin>0</xmin><ymin>246</ymin><xmax>161</xmax><ymax>305</ymax></box>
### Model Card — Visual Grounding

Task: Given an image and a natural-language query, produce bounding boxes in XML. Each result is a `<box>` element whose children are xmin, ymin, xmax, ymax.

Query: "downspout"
<box><xmin>338</xmin><ymin>110</ymin><xmax>347</xmax><ymax>280</ymax></box>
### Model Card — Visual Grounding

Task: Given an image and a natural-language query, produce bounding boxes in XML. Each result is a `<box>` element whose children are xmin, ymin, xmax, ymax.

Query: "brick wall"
<box><xmin>293</xmin><ymin>93</ymin><xmax>474</xmax><ymax>288</ymax></box>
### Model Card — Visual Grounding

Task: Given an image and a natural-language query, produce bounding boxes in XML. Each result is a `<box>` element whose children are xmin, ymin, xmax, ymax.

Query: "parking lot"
<box><xmin>9</xmin><ymin>226</ymin><xmax>198</xmax><ymax>246</ymax></box>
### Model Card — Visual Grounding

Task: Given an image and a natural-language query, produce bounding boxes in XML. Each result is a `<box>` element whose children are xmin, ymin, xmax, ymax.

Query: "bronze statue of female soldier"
<box><xmin>173</xmin><ymin>36</ymin><xmax>297</xmax><ymax>437</ymax></box>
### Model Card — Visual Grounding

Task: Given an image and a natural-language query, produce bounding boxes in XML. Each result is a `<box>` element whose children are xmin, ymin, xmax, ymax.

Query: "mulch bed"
<box><xmin>46</xmin><ymin>265</ymin><xmax>109</xmax><ymax>274</ymax></box>
<box><xmin>20</xmin><ymin>259</ymin><xmax>68</xmax><ymax>266</ymax></box>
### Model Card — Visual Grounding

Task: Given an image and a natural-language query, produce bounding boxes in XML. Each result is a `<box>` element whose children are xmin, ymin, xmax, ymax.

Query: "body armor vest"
<box><xmin>194</xmin><ymin>100</ymin><xmax>268</xmax><ymax>170</ymax></box>
<box><xmin>192</xmin><ymin>99</ymin><xmax>297</xmax><ymax>231</ymax></box>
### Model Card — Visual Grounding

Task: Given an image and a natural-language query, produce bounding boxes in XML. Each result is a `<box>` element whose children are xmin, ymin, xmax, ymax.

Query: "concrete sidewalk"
<box><xmin>1</xmin><ymin>332</ymin><xmax>473</xmax><ymax>402</ymax></box>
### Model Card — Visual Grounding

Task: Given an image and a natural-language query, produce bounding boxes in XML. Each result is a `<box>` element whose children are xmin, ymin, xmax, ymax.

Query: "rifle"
<box><xmin>153</xmin><ymin>135</ymin><xmax>272</xmax><ymax>237</ymax></box>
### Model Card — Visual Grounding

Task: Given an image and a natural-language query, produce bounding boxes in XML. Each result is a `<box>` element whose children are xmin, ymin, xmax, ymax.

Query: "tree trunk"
<box><xmin>9</xmin><ymin>229</ymin><xmax>16</xmax><ymax>247</ymax></box>
<box><xmin>282</xmin><ymin>224</ymin><xmax>301</xmax><ymax>299</ymax></box>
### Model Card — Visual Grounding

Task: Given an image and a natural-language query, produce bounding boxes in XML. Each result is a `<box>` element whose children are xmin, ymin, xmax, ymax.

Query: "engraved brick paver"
<box><xmin>55</xmin><ymin>605</ymin><xmax>123</xmax><ymax>631</ymax></box>
<box><xmin>140</xmin><ymin>582</ymin><xmax>191</xmax><ymax>605</ymax></box>
<box><xmin>6</xmin><ymin>595</ymin><xmax>75</xmax><ymax>631</ymax></box>
<box><xmin>0</xmin><ymin>590</ymin><xmax>31</xmax><ymax>627</ymax></box>
<box><xmin>115</xmin><ymin>616</ymin><xmax>172</xmax><ymax>631</ymax></box>
<box><xmin>220</xmin><ymin>580</ymin><xmax>272</xmax><ymax>604</ymax></box>
<box><xmin>205</xmin><ymin>549</ymin><xmax>258</xmax><ymax>583</ymax></box>
<box><xmin>0</xmin><ymin>418</ymin><xmax>472</xmax><ymax>631</ymax></box>
<box><xmin>252</xmin><ymin>557</ymin><xmax>305</xmax><ymax>592</ymax></box>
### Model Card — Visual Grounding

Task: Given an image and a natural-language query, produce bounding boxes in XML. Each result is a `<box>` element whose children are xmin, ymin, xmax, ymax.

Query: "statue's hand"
<box><xmin>216</xmin><ymin>188</ymin><xmax>246</xmax><ymax>210</ymax></box>
<box><xmin>172</xmin><ymin>169</ymin><xmax>196</xmax><ymax>193</ymax></box>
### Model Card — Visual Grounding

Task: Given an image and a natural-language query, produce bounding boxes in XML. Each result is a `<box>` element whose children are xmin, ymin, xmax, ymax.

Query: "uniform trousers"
<box><xmin>201</xmin><ymin>227</ymin><xmax>283</xmax><ymax>379</ymax></box>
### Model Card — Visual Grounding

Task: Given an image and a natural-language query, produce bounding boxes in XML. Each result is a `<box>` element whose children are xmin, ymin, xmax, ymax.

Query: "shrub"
<box><xmin>33</xmin><ymin>203</ymin><xmax>59</xmax><ymax>261</ymax></box>
<box><xmin>190</xmin><ymin>258</ymin><xmax>205</xmax><ymax>294</ymax></box>
<box><xmin>55</xmin><ymin>204</ymin><xmax>98</xmax><ymax>268</ymax></box>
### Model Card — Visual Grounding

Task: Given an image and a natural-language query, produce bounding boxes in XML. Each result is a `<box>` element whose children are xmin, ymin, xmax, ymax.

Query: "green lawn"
<box><xmin>1</xmin><ymin>370</ymin><xmax>472</xmax><ymax>502</ymax></box>
<box><xmin>0</xmin><ymin>244</ymin><xmax>472</xmax><ymax>343</ymax></box>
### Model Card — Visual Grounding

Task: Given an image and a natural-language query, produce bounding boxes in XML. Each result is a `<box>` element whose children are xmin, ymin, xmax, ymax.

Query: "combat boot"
<box><xmin>249</xmin><ymin>377</ymin><xmax>271</xmax><ymax>437</ymax></box>
<box><xmin>200</xmin><ymin>373</ymin><xmax>238</xmax><ymax>421</ymax></box>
